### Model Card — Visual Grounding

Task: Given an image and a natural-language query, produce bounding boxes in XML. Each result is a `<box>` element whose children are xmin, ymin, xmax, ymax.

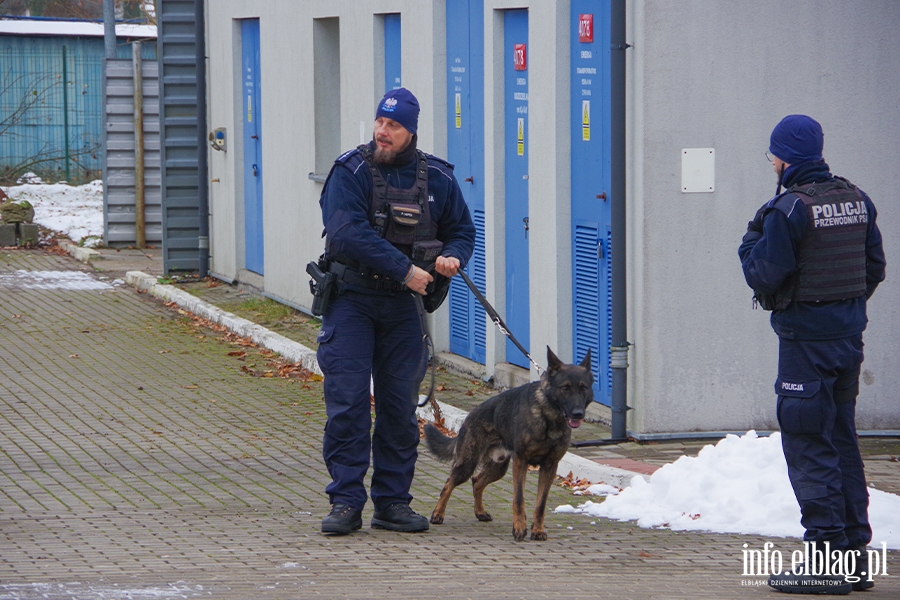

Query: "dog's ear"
<box><xmin>546</xmin><ymin>346</ymin><xmax>562</xmax><ymax>373</ymax></box>
<box><xmin>580</xmin><ymin>348</ymin><xmax>591</xmax><ymax>370</ymax></box>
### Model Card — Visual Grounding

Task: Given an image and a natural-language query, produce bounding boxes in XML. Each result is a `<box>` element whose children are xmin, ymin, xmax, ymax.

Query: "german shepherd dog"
<box><xmin>424</xmin><ymin>347</ymin><xmax>593</xmax><ymax>541</ymax></box>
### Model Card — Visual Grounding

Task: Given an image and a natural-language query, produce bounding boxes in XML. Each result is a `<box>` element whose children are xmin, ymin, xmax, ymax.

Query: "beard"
<box><xmin>372</xmin><ymin>135</ymin><xmax>414</xmax><ymax>165</ymax></box>
<box><xmin>373</xmin><ymin>144</ymin><xmax>399</xmax><ymax>165</ymax></box>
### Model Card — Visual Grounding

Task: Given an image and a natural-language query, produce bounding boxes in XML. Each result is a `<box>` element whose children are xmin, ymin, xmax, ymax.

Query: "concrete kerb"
<box><xmin>125</xmin><ymin>271</ymin><xmax>321</xmax><ymax>375</ymax></box>
<box><xmin>58</xmin><ymin>238</ymin><xmax>101</xmax><ymax>262</ymax></box>
<box><xmin>124</xmin><ymin>270</ymin><xmax>647</xmax><ymax>489</ymax></box>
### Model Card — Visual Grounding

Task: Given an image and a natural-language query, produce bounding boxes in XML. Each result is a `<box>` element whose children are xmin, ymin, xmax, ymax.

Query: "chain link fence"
<box><xmin>1</xmin><ymin>44</ymin><xmax>104</xmax><ymax>185</ymax></box>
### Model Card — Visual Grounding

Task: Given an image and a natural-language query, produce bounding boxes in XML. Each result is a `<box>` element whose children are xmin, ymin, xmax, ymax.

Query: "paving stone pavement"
<box><xmin>0</xmin><ymin>248</ymin><xmax>897</xmax><ymax>599</ymax></box>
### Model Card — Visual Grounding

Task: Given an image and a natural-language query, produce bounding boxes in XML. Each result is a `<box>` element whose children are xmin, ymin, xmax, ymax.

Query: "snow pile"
<box><xmin>556</xmin><ymin>430</ymin><xmax>900</xmax><ymax>549</ymax></box>
<box><xmin>1</xmin><ymin>176</ymin><xmax>104</xmax><ymax>246</ymax></box>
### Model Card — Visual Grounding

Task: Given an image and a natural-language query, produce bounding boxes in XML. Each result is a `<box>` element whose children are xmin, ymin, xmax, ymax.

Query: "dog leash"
<box><xmin>457</xmin><ymin>269</ymin><xmax>544</xmax><ymax>376</ymax></box>
<box><xmin>412</xmin><ymin>293</ymin><xmax>440</xmax><ymax>410</ymax></box>
<box><xmin>414</xmin><ymin>267</ymin><xmax>543</xmax><ymax>407</ymax></box>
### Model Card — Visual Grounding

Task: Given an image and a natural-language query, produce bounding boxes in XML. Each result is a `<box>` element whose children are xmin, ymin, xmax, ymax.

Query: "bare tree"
<box><xmin>0</xmin><ymin>0</ymin><xmax>156</xmax><ymax>24</ymax></box>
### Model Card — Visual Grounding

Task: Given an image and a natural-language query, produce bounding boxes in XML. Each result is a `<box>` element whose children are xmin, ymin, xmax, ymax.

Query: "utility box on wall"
<box><xmin>681</xmin><ymin>148</ymin><xmax>715</xmax><ymax>193</ymax></box>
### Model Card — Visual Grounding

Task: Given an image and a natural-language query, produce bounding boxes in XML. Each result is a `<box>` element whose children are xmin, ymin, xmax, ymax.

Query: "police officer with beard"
<box><xmin>316</xmin><ymin>88</ymin><xmax>475</xmax><ymax>535</ymax></box>
<box><xmin>739</xmin><ymin>115</ymin><xmax>886</xmax><ymax>594</ymax></box>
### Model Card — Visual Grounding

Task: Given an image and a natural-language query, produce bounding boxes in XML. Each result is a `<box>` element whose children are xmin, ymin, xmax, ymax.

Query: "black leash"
<box><xmin>413</xmin><ymin>293</ymin><xmax>438</xmax><ymax>408</ymax></box>
<box><xmin>457</xmin><ymin>269</ymin><xmax>544</xmax><ymax>375</ymax></box>
<box><xmin>414</xmin><ymin>267</ymin><xmax>543</xmax><ymax>408</ymax></box>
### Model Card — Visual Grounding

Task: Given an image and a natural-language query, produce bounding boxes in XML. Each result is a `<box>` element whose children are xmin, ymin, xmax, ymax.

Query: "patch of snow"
<box><xmin>2</xmin><ymin>179</ymin><xmax>103</xmax><ymax>244</ymax></box>
<box><xmin>555</xmin><ymin>430</ymin><xmax>900</xmax><ymax>549</ymax></box>
<box><xmin>0</xmin><ymin>270</ymin><xmax>112</xmax><ymax>290</ymax></box>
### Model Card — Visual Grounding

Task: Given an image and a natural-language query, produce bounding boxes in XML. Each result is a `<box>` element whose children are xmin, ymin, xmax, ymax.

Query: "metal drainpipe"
<box><xmin>196</xmin><ymin>0</ymin><xmax>210</xmax><ymax>278</ymax></box>
<box><xmin>609</xmin><ymin>0</ymin><xmax>630</xmax><ymax>441</ymax></box>
<box><xmin>103</xmin><ymin>0</ymin><xmax>116</xmax><ymax>59</ymax></box>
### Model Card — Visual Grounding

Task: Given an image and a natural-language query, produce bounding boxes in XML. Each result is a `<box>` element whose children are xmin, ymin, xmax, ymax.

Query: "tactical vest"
<box><xmin>359</xmin><ymin>143</ymin><xmax>438</xmax><ymax>256</ymax></box>
<box><xmin>320</xmin><ymin>145</ymin><xmax>452</xmax><ymax>311</ymax></box>
<box><xmin>772</xmin><ymin>178</ymin><xmax>868</xmax><ymax>309</ymax></box>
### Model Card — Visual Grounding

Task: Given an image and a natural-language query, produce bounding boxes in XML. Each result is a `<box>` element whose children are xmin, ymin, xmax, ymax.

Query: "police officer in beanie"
<box><xmin>316</xmin><ymin>88</ymin><xmax>475</xmax><ymax>535</ymax></box>
<box><xmin>739</xmin><ymin>115</ymin><xmax>886</xmax><ymax>594</ymax></box>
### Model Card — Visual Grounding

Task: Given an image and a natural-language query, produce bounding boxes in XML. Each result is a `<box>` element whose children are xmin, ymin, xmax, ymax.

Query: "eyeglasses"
<box><xmin>765</xmin><ymin>151</ymin><xmax>775</xmax><ymax>163</ymax></box>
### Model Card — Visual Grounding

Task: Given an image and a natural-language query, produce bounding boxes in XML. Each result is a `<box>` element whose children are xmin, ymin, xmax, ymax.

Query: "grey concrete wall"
<box><xmin>626</xmin><ymin>0</ymin><xmax>900</xmax><ymax>433</ymax></box>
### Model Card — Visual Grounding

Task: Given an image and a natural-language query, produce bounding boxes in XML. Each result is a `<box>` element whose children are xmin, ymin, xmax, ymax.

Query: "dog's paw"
<box><xmin>530</xmin><ymin>530</ymin><xmax>548</xmax><ymax>541</ymax></box>
<box><xmin>429</xmin><ymin>512</ymin><xmax>444</xmax><ymax>525</ymax></box>
<box><xmin>475</xmin><ymin>512</ymin><xmax>493</xmax><ymax>522</ymax></box>
<box><xmin>512</xmin><ymin>527</ymin><xmax>527</xmax><ymax>542</ymax></box>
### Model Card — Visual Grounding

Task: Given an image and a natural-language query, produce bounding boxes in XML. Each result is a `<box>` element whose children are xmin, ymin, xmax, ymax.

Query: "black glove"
<box><xmin>747</xmin><ymin>205</ymin><xmax>767</xmax><ymax>234</ymax></box>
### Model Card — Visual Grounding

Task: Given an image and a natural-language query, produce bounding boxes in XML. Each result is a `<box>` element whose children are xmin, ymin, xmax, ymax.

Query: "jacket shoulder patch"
<box><xmin>335</xmin><ymin>148</ymin><xmax>364</xmax><ymax>168</ymax></box>
<box><xmin>424</xmin><ymin>153</ymin><xmax>454</xmax><ymax>171</ymax></box>
<box><xmin>770</xmin><ymin>192</ymin><xmax>802</xmax><ymax>217</ymax></box>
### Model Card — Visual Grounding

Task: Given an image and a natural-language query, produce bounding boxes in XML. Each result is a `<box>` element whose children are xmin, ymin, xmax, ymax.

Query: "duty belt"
<box><xmin>328</xmin><ymin>261</ymin><xmax>406</xmax><ymax>292</ymax></box>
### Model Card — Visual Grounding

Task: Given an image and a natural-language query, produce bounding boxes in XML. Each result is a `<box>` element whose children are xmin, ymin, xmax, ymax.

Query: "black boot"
<box><xmin>321</xmin><ymin>504</ymin><xmax>362</xmax><ymax>535</ymax></box>
<box><xmin>371</xmin><ymin>503</ymin><xmax>429</xmax><ymax>532</ymax></box>
<box><xmin>768</xmin><ymin>566</ymin><xmax>851</xmax><ymax>595</ymax></box>
<box><xmin>849</xmin><ymin>546</ymin><xmax>875</xmax><ymax>591</ymax></box>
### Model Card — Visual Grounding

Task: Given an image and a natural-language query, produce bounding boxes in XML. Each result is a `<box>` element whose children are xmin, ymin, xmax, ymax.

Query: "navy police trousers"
<box><xmin>316</xmin><ymin>291</ymin><xmax>426</xmax><ymax>512</ymax></box>
<box><xmin>776</xmin><ymin>334</ymin><xmax>871</xmax><ymax>549</ymax></box>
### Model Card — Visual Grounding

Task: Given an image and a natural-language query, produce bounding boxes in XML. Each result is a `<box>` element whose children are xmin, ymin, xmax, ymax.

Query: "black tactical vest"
<box><xmin>359</xmin><ymin>143</ymin><xmax>438</xmax><ymax>257</ymax></box>
<box><xmin>773</xmin><ymin>178</ymin><xmax>868</xmax><ymax>308</ymax></box>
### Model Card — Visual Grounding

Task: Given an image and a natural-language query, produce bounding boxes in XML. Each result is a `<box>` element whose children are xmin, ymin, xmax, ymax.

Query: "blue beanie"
<box><xmin>769</xmin><ymin>114</ymin><xmax>824</xmax><ymax>165</ymax></box>
<box><xmin>376</xmin><ymin>88</ymin><xmax>419</xmax><ymax>135</ymax></box>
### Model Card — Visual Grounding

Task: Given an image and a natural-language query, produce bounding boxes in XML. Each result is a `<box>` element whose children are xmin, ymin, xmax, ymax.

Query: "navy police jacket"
<box><xmin>319</xmin><ymin>140</ymin><xmax>475</xmax><ymax>285</ymax></box>
<box><xmin>739</xmin><ymin>162</ymin><xmax>886</xmax><ymax>340</ymax></box>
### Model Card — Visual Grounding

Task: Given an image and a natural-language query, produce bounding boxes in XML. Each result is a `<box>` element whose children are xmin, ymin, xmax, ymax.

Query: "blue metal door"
<box><xmin>571</xmin><ymin>2</ymin><xmax>613</xmax><ymax>404</ymax></box>
<box><xmin>384</xmin><ymin>14</ymin><xmax>402</xmax><ymax>91</ymax></box>
<box><xmin>447</xmin><ymin>0</ymin><xmax>486</xmax><ymax>365</ymax></box>
<box><xmin>504</xmin><ymin>10</ymin><xmax>529</xmax><ymax>369</ymax></box>
<box><xmin>242</xmin><ymin>19</ymin><xmax>264</xmax><ymax>275</ymax></box>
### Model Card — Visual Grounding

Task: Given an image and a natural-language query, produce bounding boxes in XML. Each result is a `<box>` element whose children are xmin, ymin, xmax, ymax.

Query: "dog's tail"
<box><xmin>423</xmin><ymin>423</ymin><xmax>457</xmax><ymax>461</ymax></box>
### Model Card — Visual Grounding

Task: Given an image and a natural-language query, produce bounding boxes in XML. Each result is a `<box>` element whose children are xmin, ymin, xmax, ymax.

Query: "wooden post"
<box><xmin>133</xmin><ymin>41</ymin><xmax>145</xmax><ymax>248</ymax></box>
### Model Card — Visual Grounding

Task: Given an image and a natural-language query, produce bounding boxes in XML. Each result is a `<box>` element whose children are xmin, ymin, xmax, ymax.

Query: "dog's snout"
<box><xmin>570</xmin><ymin>409</ymin><xmax>585</xmax><ymax>420</ymax></box>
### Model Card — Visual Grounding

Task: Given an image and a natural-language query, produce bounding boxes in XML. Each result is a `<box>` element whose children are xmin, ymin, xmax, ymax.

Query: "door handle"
<box><xmin>252</xmin><ymin>164</ymin><xmax>258</xmax><ymax>177</ymax></box>
<box><xmin>464</xmin><ymin>176</ymin><xmax>474</xmax><ymax>184</ymax></box>
<box><xmin>523</xmin><ymin>216</ymin><xmax>529</xmax><ymax>238</ymax></box>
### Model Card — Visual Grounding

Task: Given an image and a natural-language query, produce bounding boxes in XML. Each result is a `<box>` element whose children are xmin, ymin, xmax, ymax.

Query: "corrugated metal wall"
<box><xmin>0</xmin><ymin>35</ymin><xmax>155</xmax><ymax>184</ymax></box>
<box><xmin>103</xmin><ymin>58</ymin><xmax>162</xmax><ymax>244</ymax></box>
<box><xmin>158</xmin><ymin>0</ymin><xmax>202</xmax><ymax>272</ymax></box>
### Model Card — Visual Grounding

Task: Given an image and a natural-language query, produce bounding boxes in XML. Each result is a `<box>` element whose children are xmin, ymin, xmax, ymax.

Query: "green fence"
<box><xmin>0</xmin><ymin>36</ymin><xmax>155</xmax><ymax>185</ymax></box>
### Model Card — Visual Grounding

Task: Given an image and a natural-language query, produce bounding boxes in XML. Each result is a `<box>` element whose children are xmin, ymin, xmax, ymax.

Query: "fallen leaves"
<box><xmin>161</xmin><ymin>301</ymin><xmax>323</xmax><ymax>382</ymax></box>
<box><xmin>416</xmin><ymin>412</ymin><xmax>456</xmax><ymax>439</ymax></box>
<box><xmin>557</xmin><ymin>471</ymin><xmax>594</xmax><ymax>491</ymax></box>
